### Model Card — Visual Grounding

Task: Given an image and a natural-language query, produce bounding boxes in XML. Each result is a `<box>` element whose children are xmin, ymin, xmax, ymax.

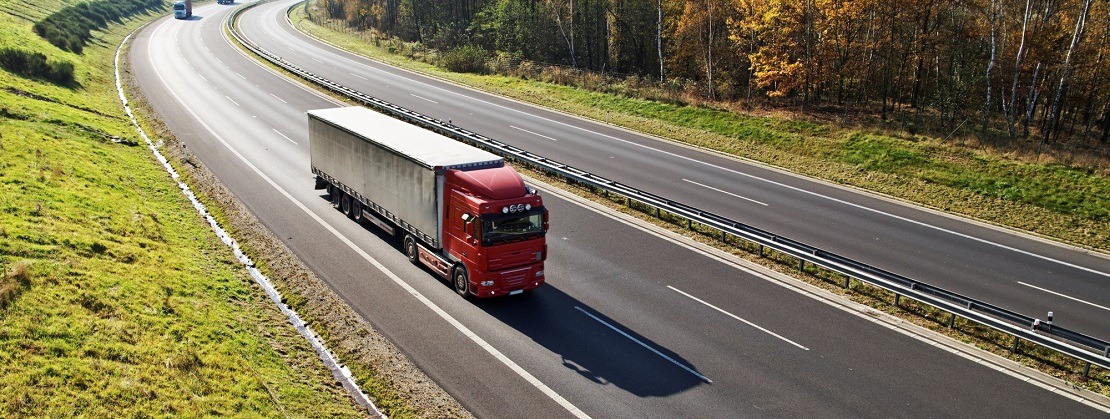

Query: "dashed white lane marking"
<box><xmin>410</xmin><ymin>94</ymin><xmax>438</xmax><ymax>104</ymax></box>
<box><xmin>272</xmin><ymin>129</ymin><xmax>297</xmax><ymax>145</ymax></box>
<box><xmin>1018</xmin><ymin>282</ymin><xmax>1110</xmax><ymax>312</ymax></box>
<box><xmin>669</xmin><ymin>286</ymin><xmax>809</xmax><ymax>351</ymax></box>
<box><xmin>510</xmin><ymin>125</ymin><xmax>558</xmax><ymax>141</ymax></box>
<box><xmin>575</xmin><ymin>306</ymin><xmax>712</xmax><ymax>383</ymax></box>
<box><xmin>682</xmin><ymin>179</ymin><xmax>768</xmax><ymax>206</ymax></box>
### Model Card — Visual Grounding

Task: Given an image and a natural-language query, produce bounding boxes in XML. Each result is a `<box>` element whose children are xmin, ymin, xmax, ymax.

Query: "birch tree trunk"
<box><xmin>705</xmin><ymin>0</ymin><xmax>715</xmax><ymax>100</ymax></box>
<box><xmin>549</xmin><ymin>0</ymin><xmax>578</xmax><ymax>68</ymax></box>
<box><xmin>1008</xmin><ymin>0</ymin><xmax>1033</xmax><ymax>139</ymax></box>
<box><xmin>983</xmin><ymin>0</ymin><xmax>1000</xmax><ymax>138</ymax></box>
<box><xmin>1043</xmin><ymin>0</ymin><xmax>1093</xmax><ymax>144</ymax></box>
<box><xmin>658</xmin><ymin>0</ymin><xmax>664</xmax><ymax>84</ymax></box>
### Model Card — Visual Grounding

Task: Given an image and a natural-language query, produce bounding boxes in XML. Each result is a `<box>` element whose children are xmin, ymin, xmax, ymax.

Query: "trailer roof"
<box><xmin>308</xmin><ymin>107</ymin><xmax>503</xmax><ymax>170</ymax></box>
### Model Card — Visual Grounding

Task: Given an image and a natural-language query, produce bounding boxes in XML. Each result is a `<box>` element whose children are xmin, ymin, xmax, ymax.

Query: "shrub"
<box><xmin>33</xmin><ymin>0</ymin><xmax>163</xmax><ymax>53</ymax></box>
<box><xmin>441</xmin><ymin>44</ymin><xmax>488</xmax><ymax>74</ymax></box>
<box><xmin>0</xmin><ymin>48</ymin><xmax>76</xmax><ymax>86</ymax></box>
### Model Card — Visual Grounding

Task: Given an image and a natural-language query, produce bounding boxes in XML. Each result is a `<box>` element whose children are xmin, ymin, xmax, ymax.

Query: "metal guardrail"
<box><xmin>227</xmin><ymin>2</ymin><xmax>1110</xmax><ymax>373</ymax></box>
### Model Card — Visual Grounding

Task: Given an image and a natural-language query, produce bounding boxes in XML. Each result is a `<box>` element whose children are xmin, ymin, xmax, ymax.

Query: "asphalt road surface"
<box><xmin>236</xmin><ymin>0</ymin><xmax>1110</xmax><ymax>342</ymax></box>
<box><xmin>128</xmin><ymin>3</ymin><xmax>1107</xmax><ymax>417</ymax></box>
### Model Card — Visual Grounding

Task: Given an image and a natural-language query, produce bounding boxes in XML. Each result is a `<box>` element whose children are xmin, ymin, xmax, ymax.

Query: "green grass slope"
<box><xmin>0</xmin><ymin>2</ymin><xmax>363</xmax><ymax>416</ymax></box>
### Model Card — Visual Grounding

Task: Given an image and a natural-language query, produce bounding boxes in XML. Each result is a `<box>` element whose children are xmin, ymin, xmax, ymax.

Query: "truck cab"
<box><xmin>443</xmin><ymin>166</ymin><xmax>547</xmax><ymax>297</ymax></box>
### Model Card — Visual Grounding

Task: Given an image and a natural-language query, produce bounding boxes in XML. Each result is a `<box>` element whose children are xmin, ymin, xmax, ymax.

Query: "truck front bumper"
<box><xmin>471</xmin><ymin>264</ymin><xmax>545</xmax><ymax>298</ymax></box>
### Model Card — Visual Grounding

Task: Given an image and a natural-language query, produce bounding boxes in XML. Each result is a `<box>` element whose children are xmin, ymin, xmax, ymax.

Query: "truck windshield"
<box><xmin>481</xmin><ymin>211</ymin><xmax>544</xmax><ymax>245</ymax></box>
<box><xmin>173</xmin><ymin>3</ymin><xmax>183</xmax><ymax>9</ymax></box>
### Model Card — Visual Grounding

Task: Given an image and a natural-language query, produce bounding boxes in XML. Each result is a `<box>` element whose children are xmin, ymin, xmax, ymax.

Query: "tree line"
<box><xmin>318</xmin><ymin>0</ymin><xmax>1109</xmax><ymax>151</ymax></box>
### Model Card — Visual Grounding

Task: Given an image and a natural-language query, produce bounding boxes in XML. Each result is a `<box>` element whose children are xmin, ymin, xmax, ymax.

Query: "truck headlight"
<box><xmin>536</xmin><ymin>251</ymin><xmax>542</xmax><ymax>261</ymax></box>
<box><xmin>535</xmin><ymin>270</ymin><xmax>543</xmax><ymax>277</ymax></box>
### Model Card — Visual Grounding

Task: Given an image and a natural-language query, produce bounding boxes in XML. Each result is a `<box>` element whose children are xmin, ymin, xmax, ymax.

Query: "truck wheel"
<box><xmin>351</xmin><ymin>201</ymin><xmax>363</xmax><ymax>222</ymax></box>
<box><xmin>453</xmin><ymin>266</ymin><xmax>471</xmax><ymax>298</ymax></box>
<box><xmin>403</xmin><ymin>235</ymin><xmax>419</xmax><ymax>265</ymax></box>
<box><xmin>340</xmin><ymin>194</ymin><xmax>351</xmax><ymax>216</ymax></box>
<box><xmin>329</xmin><ymin>186</ymin><xmax>340</xmax><ymax>207</ymax></box>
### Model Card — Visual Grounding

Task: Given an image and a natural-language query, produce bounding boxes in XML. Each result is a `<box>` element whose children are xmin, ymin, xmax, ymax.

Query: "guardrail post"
<box><xmin>758</xmin><ymin>244</ymin><xmax>764</xmax><ymax>257</ymax></box>
<box><xmin>843</xmin><ymin>276</ymin><xmax>850</xmax><ymax>289</ymax></box>
<box><xmin>948</xmin><ymin>313</ymin><xmax>956</xmax><ymax>328</ymax></box>
<box><xmin>1082</xmin><ymin>362</ymin><xmax>1091</xmax><ymax>381</ymax></box>
<box><xmin>799</xmin><ymin>259</ymin><xmax>805</xmax><ymax>272</ymax></box>
<box><xmin>656</xmin><ymin>207</ymin><xmax>661</xmax><ymax>218</ymax></box>
<box><xmin>721</xmin><ymin>230</ymin><xmax>728</xmax><ymax>244</ymax></box>
<box><xmin>1011</xmin><ymin>336</ymin><xmax>1021</xmax><ymax>354</ymax></box>
<box><xmin>894</xmin><ymin>293</ymin><xmax>901</xmax><ymax>307</ymax></box>
<box><xmin>687</xmin><ymin>219</ymin><xmax>692</xmax><ymax>230</ymax></box>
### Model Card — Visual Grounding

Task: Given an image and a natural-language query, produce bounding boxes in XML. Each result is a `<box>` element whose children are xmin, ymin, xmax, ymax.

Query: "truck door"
<box><xmin>446</xmin><ymin>199</ymin><xmax>479</xmax><ymax>264</ymax></box>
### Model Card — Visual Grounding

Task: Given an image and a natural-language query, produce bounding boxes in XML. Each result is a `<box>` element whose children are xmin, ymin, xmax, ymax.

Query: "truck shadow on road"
<box><xmin>475</xmin><ymin>286</ymin><xmax>711</xmax><ymax>398</ymax></box>
<box><xmin>325</xmin><ymin>194</ymin><xmax>709</xmax><ymax>398</ymax></box>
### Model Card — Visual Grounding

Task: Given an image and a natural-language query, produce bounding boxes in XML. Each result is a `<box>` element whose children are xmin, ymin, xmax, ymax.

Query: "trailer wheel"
<box><xmin>403</xmin><ymin>235</ymin><xmax>419</xmax><ymax>265</ymax></box>
<box><xmin>339</xmin><ymin>193</ymin><xmax>351</xmax><ymax>216</ymax></box>
<box><xmin>453</xmin><ymin>266</ymin><xmax>471</xmax><ymax>298</ymax></box>
<box><xmin>351</xmin><ymin>201</ymin><xmax>363</xmax><ymax>222</ymax></box>
<box><xmin>329</xmin><ymin>186</ymin><xmax>340</xmax><ymax>207</ymax></box>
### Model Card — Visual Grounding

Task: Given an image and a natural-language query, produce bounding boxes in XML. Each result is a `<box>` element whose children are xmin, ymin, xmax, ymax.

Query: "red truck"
<box><xmin>309</xmin><ymin>107</ymin><xmax>548</xmax><ymax>298</ymax></box>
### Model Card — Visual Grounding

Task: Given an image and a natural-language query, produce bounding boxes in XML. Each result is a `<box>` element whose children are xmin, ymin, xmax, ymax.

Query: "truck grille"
<box><xmin>499</xmin><ymin>267</ymin><xmax>530</xmax><ymax>289</ymax></box>
<box><xmin>488</xmin><ymin>250</ymin><xmax>536</xmax><ymax>271</ymax></box>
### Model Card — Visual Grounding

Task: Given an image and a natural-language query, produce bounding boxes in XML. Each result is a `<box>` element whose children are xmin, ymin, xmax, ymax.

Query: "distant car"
<box><xmin>216</xmin><ymin>0</ymin><xmax>233</xmax><ymax>4</ymax></box>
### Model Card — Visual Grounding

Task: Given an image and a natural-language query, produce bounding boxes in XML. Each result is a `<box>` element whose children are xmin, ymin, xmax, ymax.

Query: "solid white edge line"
<box><xmin>682</xmin><ymin>178</ymin><xmax>768</xmax><ymax>206</ymax></box>
<box><xmin>1017</xmin><ymin>282</ymin><xmax>1110</xmax><ymax>312</ymax></box>
<box><xmin>283</xmin><ymin>9</ymin><xmax>1108</xmax><ymax>279</ymax></box>
<box><xmin>157</xmin><ymin>16</ymin><xmax>591</xmax><ymax>419</ymax></box>
<box><xmin>123</xmin><ymin>22</ymin><xmax>385</xmax><ymax>416</ymax></box>
<box><xmin>509</xmin><ymin>125</ymin><xmax>558</xmax><ymax>142</ymax></box>
<box><xmin>272</xmin><ymin>128</ymin><xmax>297</xmax><ymax>144</ymax></box>
<box><xmin>668</xmin><ymin>286</ymin><xmax>809</xmax><ymax>351</ymax></box>
<box><xmin>574</xmin><ymin>306</ymin><xmax>712</xmax><ymax>383</ymax></box>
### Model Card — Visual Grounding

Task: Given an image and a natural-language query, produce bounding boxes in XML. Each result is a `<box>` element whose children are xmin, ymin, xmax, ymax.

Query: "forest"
<box><xmin>316</xmin><ymin>0</ymin><xmax>1109</xmax><ymax>154</ymax></box>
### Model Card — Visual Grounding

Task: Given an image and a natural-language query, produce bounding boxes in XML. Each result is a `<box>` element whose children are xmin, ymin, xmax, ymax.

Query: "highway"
<box><xmin>237</xmin><ymin>0</ymin><xmax>1110</xmax><ymax>342</ymax></box>
<box><xmin>128</xmin><ymin>2</ymin><xmax>1107</xmax><ymax>417</ymax></box>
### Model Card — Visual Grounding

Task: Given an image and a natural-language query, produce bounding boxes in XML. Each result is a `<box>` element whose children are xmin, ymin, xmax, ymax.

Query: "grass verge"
<box><xmin>291</xmin><ymin>5</ymin><xmax>1108</xmax><ymax>252</ymax></box>
<box><xmin>0</xmin><ymin>4</ymin><xmax>365</xmax><ymax>417</ymax></box>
